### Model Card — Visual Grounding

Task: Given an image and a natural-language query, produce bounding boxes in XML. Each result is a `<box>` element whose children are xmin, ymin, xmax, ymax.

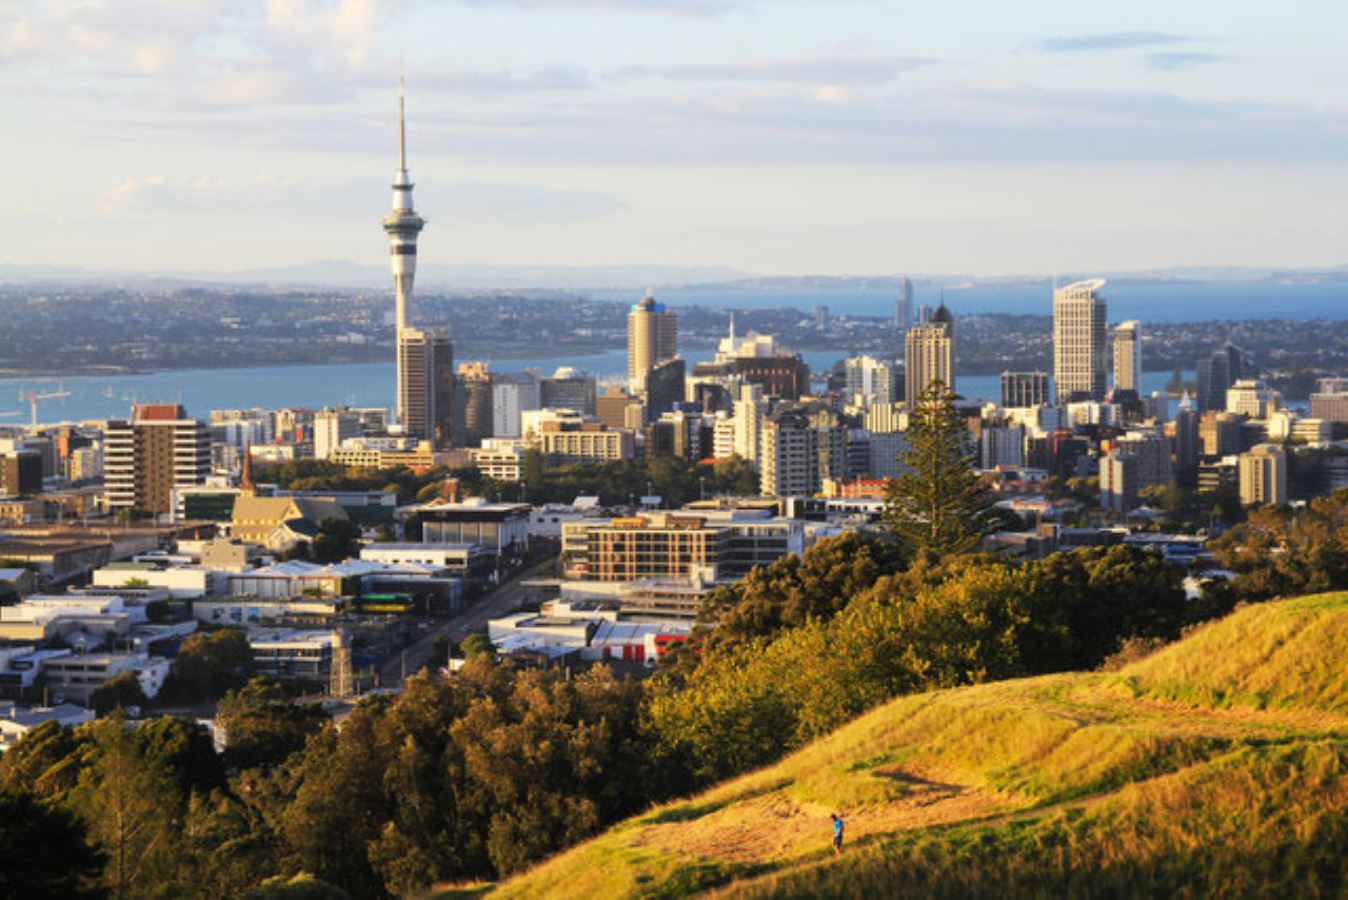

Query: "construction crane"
<box><xmin>24</xmin><ymin>387</ymin><xmax>71</xmax><ymax>426</ymax></box>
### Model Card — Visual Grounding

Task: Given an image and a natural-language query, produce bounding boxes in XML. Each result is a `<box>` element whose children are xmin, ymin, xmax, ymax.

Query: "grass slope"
<box><xmin>456</xmin><ymin>593</ymin><xmax>1348</xmax><ymax>898</ymax></box>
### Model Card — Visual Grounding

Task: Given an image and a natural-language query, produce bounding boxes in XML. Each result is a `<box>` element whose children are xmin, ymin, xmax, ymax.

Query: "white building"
<box><xmin>1053</xmin><ymin>279</ymin><xmax>1108</xmax><ymax>403</ymax></box>
<box><xmin>41</xmin><ymin>652</ymin><xmax>170</xmax><ymax>704</ymax></box>
<box><xmin>313</xmin><ymin>408</ymin><xmax>362</xmax><ymax>460</ymax></box>
<box><xmin>491</xmin><ymin>374</ymin><xmax>542</xmax><ymax>439</ymax></box>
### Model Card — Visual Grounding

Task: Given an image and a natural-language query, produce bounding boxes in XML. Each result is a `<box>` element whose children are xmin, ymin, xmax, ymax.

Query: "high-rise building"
<box><xmin>1309</xmin><ymin>377</ymin><xmax>1348</xmax><ymax>424</ymax></box>
<box><xmin>540</xmin><ymin>367</ymin><xmax>597</xmax><ymax>416</ymax></box>
<box><xmin>491</xmin><ymin>373</ymin><xmax>541</xmax><ymax>439</ymax></box>
<box><xmin>1000</xmin><ymin>371</ymin><xmax>1050</xmax><ymax>409</ymax></box>
<box><xmin>759</xmin><ymin>407</ymin><xmax>820</xmax><ymax>497</ymax></box>
<box><xmin>1113</xmin><ymin>320</ymin><xmax>1142</xmax><ymax>392</ymax></box>
<box><xmin>1226</xmin><ymin>379</ymin><xmax>1280</xmax><ymax>420</ymax></box>
<box><xmin>904</xmin><ymin>304</ymin><xmax>954</xmax><ymax>407</ymax></box>
<box><xmin>1053</xmin><ymin>279</ymin><xmax>1108</xmax><ymax>403</ymax></box>
<box><xmin>104</xmin><ymin>404</ymin><xmax>211</xmax><ymax>516</ymax></box>
<box><xmin>1239</xmin><ymin>444</ymin><xmax>1288</xmax><ymax>506</ymax></box>
<box><xmin>895</xmin><ymin>277</ymin><xmax>913</xmax><ymax>333</ymax></box>
<box><xmin>627</xmin><ymin>292</ymin><xmax>678</xmax><ymax>390</ymax></box>
<box><xmin>1197</xmin><ymin>343</ymin><xmax>1247</xmax><ymax>413</ymax></box>
<box><xmin>313</xmin><ymin>408</ymin><xmax>361</xmax><ymax>461</ymax></box>
<box><xmin>644</xmin><ymin>358</ymin><xmax>687</xmax><ymax>424</ymax></box>
<box><xmin>844</xmin><ymin>356</ymin><xmax>900</xmax><ymax>408</ymax></box>
<box><xmin>458</xmin><ymin>362</ymin><xmax>496</xmax><ymax>447</ymax></box>
<box><xmin>397</xmin><ymin>329</ymin><xmax>454</xmax><ymax>448</ymax></box>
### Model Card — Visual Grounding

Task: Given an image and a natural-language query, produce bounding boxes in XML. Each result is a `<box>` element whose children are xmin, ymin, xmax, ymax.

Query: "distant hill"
<box><xmin>462</xmin><ymin>592</ymin><xmax>1348</xmax><ymax>897</ymax></box>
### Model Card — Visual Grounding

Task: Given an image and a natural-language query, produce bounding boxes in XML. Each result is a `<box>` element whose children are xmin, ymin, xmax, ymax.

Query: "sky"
<box><xmin>2</xmin><ymin>0</ymin><xmax>1347</xmax><ymax>278</ymax></box>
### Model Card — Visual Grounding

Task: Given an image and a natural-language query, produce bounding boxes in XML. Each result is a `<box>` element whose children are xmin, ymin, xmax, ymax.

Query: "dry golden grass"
<box><xmin>466</xmin><ymin>592</ymin><xmax>1348</xmax><ymax>899</ymax></box>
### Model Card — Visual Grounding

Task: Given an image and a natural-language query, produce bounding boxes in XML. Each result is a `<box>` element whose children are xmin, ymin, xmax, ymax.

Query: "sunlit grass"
<box><xmin>466</xmin><ymin>593</ymin><xmax>1348</xmax><ymax>899</ymax></box>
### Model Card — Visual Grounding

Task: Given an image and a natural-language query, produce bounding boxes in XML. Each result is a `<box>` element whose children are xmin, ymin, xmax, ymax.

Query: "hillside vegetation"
<box><xmin>476</xmin><ymin>592</ymin><xmax>1348</xmax><ymax>898</ymax></box>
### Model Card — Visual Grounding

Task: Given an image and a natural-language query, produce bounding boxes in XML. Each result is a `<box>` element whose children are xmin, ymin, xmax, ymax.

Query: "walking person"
<box><xmin>831</xmin><ymin>813</ymin><xmax>845</xmax><ymax>854</ymax></box>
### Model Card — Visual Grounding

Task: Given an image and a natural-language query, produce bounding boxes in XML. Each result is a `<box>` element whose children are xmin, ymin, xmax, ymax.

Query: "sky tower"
<box><xmin>384</xmin><ymin>77</ymin><xmax>425</xmax><ymax>331</ymax></box>
<box><xmin>383</xmin><ymin>77</ymin><xmax>427</xmax><ymax>427</ymax></box>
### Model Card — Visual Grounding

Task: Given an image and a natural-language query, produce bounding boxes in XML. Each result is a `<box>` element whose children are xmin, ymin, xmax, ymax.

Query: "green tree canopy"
<box><xmin>884</xmin><ymin>381</ymin><xmax>997</xmax><ymax>560</ymax></box>
<box><xmin>88</xmin><ymin>671</ymin><xmax>147</xmax><ymax>716</ymax></box>
<box><xmin>0</xmin><ymin>789</ymin><xmax>104</xmax><ymax>898</ymax></box>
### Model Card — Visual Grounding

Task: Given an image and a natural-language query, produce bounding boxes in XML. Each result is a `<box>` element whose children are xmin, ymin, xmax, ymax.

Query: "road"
<box><xmin>377</xmin><ymin>555</ymin><xmax>556</xmax><ymax>687</ymax></box>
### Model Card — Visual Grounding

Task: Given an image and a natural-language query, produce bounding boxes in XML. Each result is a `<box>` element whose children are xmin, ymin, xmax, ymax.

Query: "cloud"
<box><xmin>1146</xmin><ymin>51</ymin><xmax>1228</xmax><ymax>71</ymax></box>
<box><xmin>622</xmin><ymin>56</ymin><xmax>937</xmax><ymax>86</ymax></box>
<box><xmin>1033</xmin><ymin>31</ymin><xmax>1197</xmax><ymax>53</ymax></box>
<box><xmin>457</xmin><ymin>0</ymin><xmax>744</xmax><ymax>15</ymax></box>
<box><xmin>430</xmin><ymin>180</ymin><xmax>624</xmax><ymax>220</ymax></box>
<box><xmin>94</xmin><ymin>174</ymin><xmax>623</xmax><ymax>223</ymax></box>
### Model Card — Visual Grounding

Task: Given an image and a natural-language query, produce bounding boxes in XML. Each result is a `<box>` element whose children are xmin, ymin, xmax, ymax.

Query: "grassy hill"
<box><xmin>448</xmin><ymin>593</ymin><xmax>1348</xmax><ymax>898</ymax></box>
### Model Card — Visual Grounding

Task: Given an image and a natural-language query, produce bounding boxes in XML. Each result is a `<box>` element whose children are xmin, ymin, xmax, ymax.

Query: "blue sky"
<box><xmin>2</xmin><ymin>0</ymin><xmax>1346</xmax><ymax>276</ymax></box>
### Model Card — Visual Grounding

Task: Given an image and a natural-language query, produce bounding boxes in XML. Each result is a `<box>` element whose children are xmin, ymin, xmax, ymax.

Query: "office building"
<box><xmin>313</xmin><ymin>408</ymin><xmax>361</xmax><ymax>461</ymax></box>
<box><xmin>1199</xmin><ymin>411</ymin><xmax>1244</xmax><ymax>458</ymax></box>
<box><xmin>1239</xmin><ymin>444</ymin><xmax>1288</xmax><ymax>506</ymax></box>
<box><xmin>1000</xmin><ymin>371</ymin><xmax>1050</xmax><ymax>409</ymax></box>
<box><xmin>0</xmin><ymin>452</ymin><xmax>42</xmax><ymax>497</ymax></box>
<box><xmin>397</xmin><ymin>328</ymin><xmax>455</xmax><ymax>448</ymax></box>
<box><xmin>1309</xmin><ymin>377</ymin><xmax>1348</xmax><ymax>424</ymax></box>
<box><xmin>904</xmin><ymin>304</ymin><xmax>954</xmax><ymax>407</ymax></box>
<box><xmin>644</xmin><ymin>358</ymin><xmax>687</xmax><ymax>424</ymax></box>
<box><xmin>759</xmin><ymin>407</ymin><xmax>820</xmax><ymax>497</ymax></box>
<box><xmin>104</xmin><ymin>404</ymin><xmax>211</xmax><ymax>516</ymax></box>
<box><xmin>540</xmin><ymin>367</ymin><xmax>597</xmax><ymax>416</ymax></box>
<box><xmin>459</xmin><ymin>362</ymin><xmax>495</xmax><ymax>447</ymax></box>
<box><xmin>627</xmin><ymin>292</ymin><xmax>678</xmax><ymax>390</ymax></box>
<box><xmin>845</xmin><ymin>356</ymin><xmax>901</xmax><ymax>408</ymax></box>
<box><xmin>1053</xmin><ymin>279</ymin><xmax>1108</xmax><ymax>403</ymax></box>
<box><xmin>895</xmin><ymin>277</ymin><xmax>913</xmax><ymax>333</ymax></box>
<box><xmin>1226</xmin><ymin>379</ymin><xmax>1280</xmax><ymax>420</ymax></box>
<box><xmin>1113</xmin><ymin>320</ymin><xmax>1142</xmax><ymax>392</ymax></box>
<box><xmin>491</xmin><ymin>373</ymin><xmax>541</xmax><ymax>439</ymax></box>
<box><xmin>1197</xmin><ymin>343</ymin><xmax>1248</xmax><ymax>413</ymax></box>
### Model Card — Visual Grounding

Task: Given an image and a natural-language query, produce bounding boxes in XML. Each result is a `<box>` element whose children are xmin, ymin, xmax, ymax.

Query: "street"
<box><xmin>376</xmin><ymin>554</ymin><xmax>556</xmax><ymax>687</ymax></box>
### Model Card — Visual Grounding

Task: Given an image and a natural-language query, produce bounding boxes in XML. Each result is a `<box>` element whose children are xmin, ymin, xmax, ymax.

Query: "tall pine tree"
<box><xmin>885</xmin><ymin>381</ymin><xmax>996</xmax><ymax>559</ymax></box>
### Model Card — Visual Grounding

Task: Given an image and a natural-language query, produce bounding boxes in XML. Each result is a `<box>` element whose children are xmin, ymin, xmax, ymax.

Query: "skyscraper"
<box><xmin>1053</xmin><ymin>279</ymin><xmax>1108</xmax><ymax>403</ymax></box>
<box><xmin>895</xmin><ymin>277</ymin><xmax>913</xmax><ymax>333</ymax></box>
<box><xmin>904</xmin><ymin>303</ymin><xmax>954</xmax><ymax>407</ymax></box>
<box><xmin>397</xmin><ymin>328</ymin><xmax>454</xmax><ymax>447</ymax></box>
<box><xmin>104</xmin><ymin>404</ymin><xmax>210</xmax><ymax>516</ymax></box>
<box><xmin>1000</xmin><ymin>371</ymin><xmax>1050</xmax><ymax>408</ymax></box>
<box><xmin>1197</xmin><ymin>343</ymin><xmax>1248</xmax><ymax>413</ymax></box>
<box><xmin>1113</xmin><ymin>320</ymin><xmax>1142</xmax><ymax>392</ymax></box>
<box><xmin>627</xmin><ymin>291</ymin><xmax>678</xmax><ymax>390</ymax></box>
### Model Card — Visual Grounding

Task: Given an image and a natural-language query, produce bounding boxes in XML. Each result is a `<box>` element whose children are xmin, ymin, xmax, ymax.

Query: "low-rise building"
<box><xmin>40</xmin><ymin>652</ymin><xmax>170</xmax><ymax>705</ymax></box>
<box><xmin>0</xmin><ymin>704</ymin><xmax>93</xmax><ymax>750</ymax></box>
<box><xmin>248</xmin><ymin>629</ymin><xmax>336</xmax><ymax>681</ymax></box>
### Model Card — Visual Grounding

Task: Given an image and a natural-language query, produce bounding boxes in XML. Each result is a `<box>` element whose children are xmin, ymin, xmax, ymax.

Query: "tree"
<box><xmin>216</xmin><ymin>679</ymin><xmax>328</xmax><ymax>771</ymax></box>
<box><xmin>89</xmin><ymin>671</ymin><xmax>147</xmax><ymax>715</ymax></box>
<box><xmin>69</xmin><ymin>711</ymin><xmax>186</xmax><ymax>897</ymax></box>
<box><xmin>311</xmin><ymin>518</ymin><xmax>362</xmax><ymax>564</ymax></box>
<box><xmin>459</xmin><ymin>633</ymin><xmax>495</xmax><ymax>660</ymax></box>
<box><xmin>0</xmin><ymin>789</ymin><xmax>104</xmax><ymax>898</ymax></box>
<box><xmin>166</xmin><ymin>628</ymin><xmax>254</xmax><ymax>701</ymax></box>
<box><xmin>884</xmin><ymin>381</ymin><xmax>997</xmax><ymax>559</ymax></box>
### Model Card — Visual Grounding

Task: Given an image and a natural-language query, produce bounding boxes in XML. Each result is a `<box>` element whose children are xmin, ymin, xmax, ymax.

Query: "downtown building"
<box><xmin>627</xmin><ymin>292</ymin><xmax>678</xmax><ymax>392</ymax></box>
<box><xmin>104</xmin><ymin>404</ymin><xmax>211</xmax><ymax>516</ymax></box>
<box><xmin>1053</xmin><ymin>279</ymin><xmax>1108</xmax><ymax>403</ymax></box>
<box><xmin>904</xmin><ymin>304</ymin><xmax>954</xmax><ymax>407</ymax></box>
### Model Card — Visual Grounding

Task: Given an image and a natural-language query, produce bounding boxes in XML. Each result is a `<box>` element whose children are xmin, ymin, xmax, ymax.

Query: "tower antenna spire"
<box><xmin>398</xmin><ymin>64</ymin><xmax>407</xmax><ymax>172</ymax></box>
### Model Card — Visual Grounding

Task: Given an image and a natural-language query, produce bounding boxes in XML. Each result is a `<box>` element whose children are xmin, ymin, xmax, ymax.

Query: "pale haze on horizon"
<box><xmin>2</xmin><ymin>0</ymin><xmax>1347</xmax><ymax>278</ymax></box>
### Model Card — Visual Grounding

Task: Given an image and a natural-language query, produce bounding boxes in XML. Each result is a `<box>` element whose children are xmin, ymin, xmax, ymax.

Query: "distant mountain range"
<box><xmin>1</xmin><ymin>261</ymin><xmax>1347</xmax><ymax>293</ymax></box>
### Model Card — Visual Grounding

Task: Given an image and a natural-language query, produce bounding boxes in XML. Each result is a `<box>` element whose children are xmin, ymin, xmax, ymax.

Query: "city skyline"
<box><xmin>3</xmin><ymin>1</ymin><xmax>1348</xmax><ymax>277</ymax></box>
